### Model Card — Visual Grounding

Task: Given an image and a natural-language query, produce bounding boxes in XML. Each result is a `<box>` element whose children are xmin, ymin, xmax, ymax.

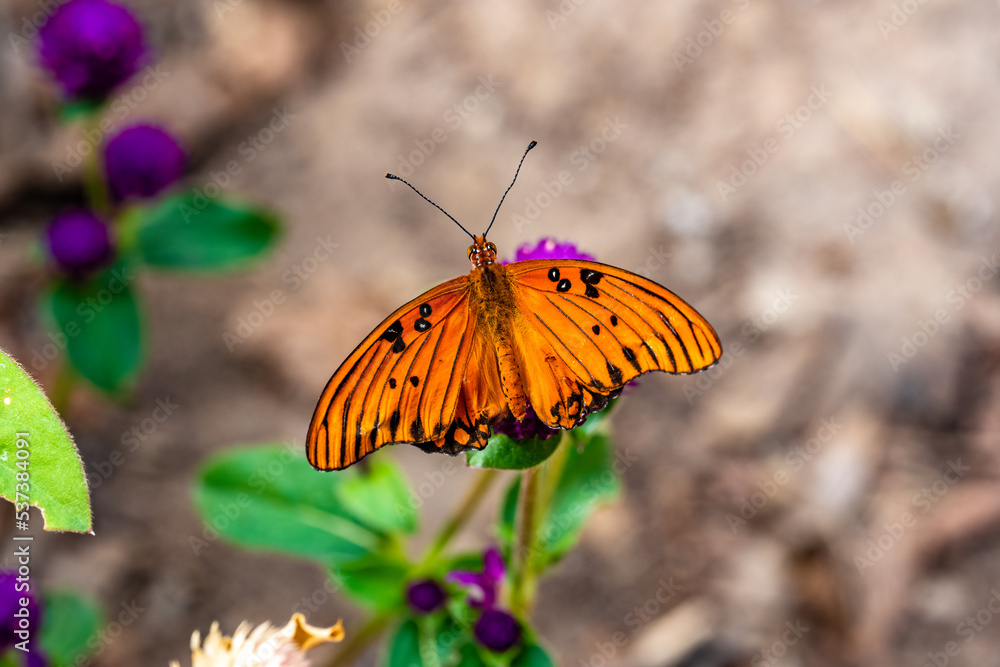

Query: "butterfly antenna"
<box><xmin>484</xmin><ymin>140</ymin><xmax>537</xmax><ymax>238</ymax></box>
<box><xmin>385</xmin><ymin>173</ymin><xmax>475</xmax><ymax>241</ymax></box>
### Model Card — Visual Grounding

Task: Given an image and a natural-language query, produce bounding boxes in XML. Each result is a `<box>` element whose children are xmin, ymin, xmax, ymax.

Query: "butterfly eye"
<box><xmin>467</xmin><ymin>246</ymin><xmax>475</xmax><ymax>260</ymax></box>
<box><xmin>487</xmin><ymin>242</ymin><xmax>497</xmax><ymax>254</ymax></box>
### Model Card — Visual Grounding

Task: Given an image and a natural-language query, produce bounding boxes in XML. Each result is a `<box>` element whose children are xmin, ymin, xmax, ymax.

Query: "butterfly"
<box><xmin>307</xmin><ymin>141</ymin><xmax>722</xmax><ymax>470</ymax></box>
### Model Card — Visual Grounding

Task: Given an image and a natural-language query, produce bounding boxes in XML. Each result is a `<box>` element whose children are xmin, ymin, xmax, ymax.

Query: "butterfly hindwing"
<box><xmin>507</xmin><ymin>259</ymin><xmax>723</xmax><ymax>428</ymax></box>
<box><xmin>307</xmin><ymin>276</ymin><xmax>476</xmax><ymax>470</ymax></box>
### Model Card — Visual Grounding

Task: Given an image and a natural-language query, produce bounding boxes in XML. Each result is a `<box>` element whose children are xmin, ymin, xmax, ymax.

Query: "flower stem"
<box><xmin>325</xmin><ymin>613</ymin><xmax>392</xmax><ymax>667</ymax></box>
<box><xmin>510</xmin><ymin>465</ymin><xmax>539</xmax><ymax>617</ymax></box>
<box><xmin>50</xmin><ymin>359</ymin><xmax>76</xmax><ymax>417</ymax></box>
<box><xmin>82</xmin><ymin>113</ymin><xmax>110</xmax><ymax>215</ymax></box>
<box><xmin>420</xmin><ymin>467</ymin><xmax>499</xmax><ymax>567</ymax></box>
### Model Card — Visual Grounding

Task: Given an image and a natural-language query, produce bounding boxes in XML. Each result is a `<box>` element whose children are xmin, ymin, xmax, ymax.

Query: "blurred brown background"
<box><xmin>2</xmin><ymin>0</ymin><xmax>1000</xmax><ymax>665</ymax></box>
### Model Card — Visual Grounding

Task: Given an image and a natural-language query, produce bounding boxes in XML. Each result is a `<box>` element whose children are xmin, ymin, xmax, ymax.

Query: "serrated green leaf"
<box><xmin>194</xmin><ymin>444</ymin><xmax>382</xmax><ymax>562</ymax></box>
<box><xmin>336</xmin><ymin>458</ymin><xmax>417</xmax><ymax>534</ymax></box>
<box><xmin>466</xmin><ymin>434</ymin><xmax>561</xmax><ymax>471</ymax></box>
<box><xmin>40</xmin><ymin>590</ymin><xmax>103</xmax><ymax>667</ymax></box>
<box><xmin>46</xmin><ymin>264</ymin><xmax>144</xmax><ymax>395</ymax></box>
<box><xmin>0</xmin><ymin>348</ymin><xmax>91</xmax><ymax>532</ymax></box>
<box><xmin>330</xmin><ymin>552</ymin><xmax>411</xmax><ymax>611</ymax></box>
<box><xmin>135</xmin><ymin>193</ymin><xmax>280</xmax><ymax>270</ymax></box>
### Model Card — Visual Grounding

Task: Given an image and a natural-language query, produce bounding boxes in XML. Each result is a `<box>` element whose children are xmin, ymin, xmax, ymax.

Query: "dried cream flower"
<box><xmin>170</xmin><ymin>613</ymin><xmax>344</xmax><ymax>667</ymax></box>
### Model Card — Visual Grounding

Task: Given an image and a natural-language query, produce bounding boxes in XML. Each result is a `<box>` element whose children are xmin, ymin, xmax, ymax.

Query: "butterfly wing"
<box><xmin>307</xmin><ymin>275</ymin><xmax>479</xmax><ymax>470</ymax></box>
<box><xmin>506</xmin><ymin>259</ymin><xmax>723</xmax><ymax>428</ymax></box>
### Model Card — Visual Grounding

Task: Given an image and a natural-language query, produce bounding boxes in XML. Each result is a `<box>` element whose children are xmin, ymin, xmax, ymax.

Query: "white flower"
<box><xmin>171</xmin><ymin>613</ymin><xmax>344</xmax><ymax>667</ymax></box>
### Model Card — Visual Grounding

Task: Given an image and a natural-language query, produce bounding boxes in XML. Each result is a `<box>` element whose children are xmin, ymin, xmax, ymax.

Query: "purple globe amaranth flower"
<box><xmin>406</xmin><ymin>579</ymin><xmax>446</xmax><ymax>614</ymax></box>
<box><xmin>0</xmin><ymin>570</ymin><xmax>46</xmax><ymax>667</ymax></box>
<box><xmin>492</xmin><ymin>402</ymin><xmax>558</xmax><ymax>442</ymax></box>
<box><xmin>37</xmin><ymin>0</ymin><xmax>148</xmax><ymax>102</ymax></box>
<box><xmin>505</xmin><ymin>237</ymin><xmax>596</xmax><ymax>264</ymax></box>
<box><xmin>474</xmin><ymin>609</ymin><xmax>522</xmax><ymax>653</ymax></box>
<box><xmin>103</xmin><ymin>123</ymin><xmax>185</xmax><ymax>201</ymax></box>
<box><xmin>45</xmin><ymin>209</ymin><xmax>114</xmax><ymax>275</ymax></box>
<box><xmin>446</xmin><ymin>547</ymin><xmax>505</xmax><ymax>610</ymax></box>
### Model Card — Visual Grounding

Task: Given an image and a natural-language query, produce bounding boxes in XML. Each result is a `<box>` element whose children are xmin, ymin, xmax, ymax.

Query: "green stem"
<box><xmin>420</xmin><ymin>467</ymin><xmax>499</xmax><ymax>567</ymax></box>
<box><xmin>510</xmin><ymin>466</ymin><xmax>539</xmax><ymax>617</ymax></box>
<box><xmin>418</xmin><ymin>616</ymin><xmax>442</xmax><ymax>667</ymax></box>
<box><xmin>325</xmin><ymin>613</ymin><xmax>392</xmax><ymax>667</ymax></box>
<box><xmin>82</xmin><ymin>114</ymin><xmax>110</xmax><ymax>215</ymax></box>
<box><xmin>49</xmin><ymin>360</ymin><xmax>75</xmax><ymax>417</ymax></box>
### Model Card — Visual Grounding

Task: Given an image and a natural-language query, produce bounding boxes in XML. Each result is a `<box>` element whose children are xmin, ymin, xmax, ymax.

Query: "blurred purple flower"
<box><xmin>37</xmin><ymin>0</ymin><xmax>147</xmax><ymax>101</ymax></box>
<box><xmin>0</xmin><ymin>571</ymin><xmax>46</xmax><ymax>667</ymax></box>
<box><xmin>504</xmin><ymin>237</ymin><xmax>596</xmax><ymax>264</ymax></box>
<box><xmin>45</xmin><ymin>209</ymin><xmax>114</xmax><ymax>275</ymax></box>
<box><xmin>492</xmin><ymin>402</ymin><xmax>558</xmax><ymax>442</ymax></box>
<box><xmin>405</xmin><ymin>579</ymin><xmax>446</xmax><ymax>615</ymax></box>
<box><xmin>446</xmin><ymin>547</ymin><xmax>505</xmax><ymax>610</ymax></box>
<box><xmin>103</xmin><ymin>123</ymin><xmax>185</xmax><ymax>201</ymax></box>
<box><xmin>473</xmin><ymin>609</ymin><xmax>522</xmax><ymax>653</ymax></box>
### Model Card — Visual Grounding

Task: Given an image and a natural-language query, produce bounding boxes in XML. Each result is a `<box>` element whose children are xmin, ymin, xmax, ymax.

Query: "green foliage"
<box><xmin>135</xmin><ymin>193</ymin><xmax>280</xmax><ymax>270</ymax></box>
<box><xmin>39</xmin><ymin>590</ymin><xmax>103</xmax><ymax>667</ymax></box>
<box><xmin>331</xmin><ymin>552</ymin><xmax>411</xmax><ymax>611</ymax></box>
<box><xmin>466</xmin><ymin>433</ymin><xmax>561</xmax><ymax>470</ymax></box>
<box><xmin>0</xmin><ymin>348</ymin><xmax>91</xmax><ymax>532</ymax></box>
<box><xmin>337</xmin><ymin>459</ymin><xmax>418</xmax><ymax>534</ymax></box>
<box><xmin>45</xmin><ymin>263</ymin><xmax>143</xmax><ymax>395</ymax></box>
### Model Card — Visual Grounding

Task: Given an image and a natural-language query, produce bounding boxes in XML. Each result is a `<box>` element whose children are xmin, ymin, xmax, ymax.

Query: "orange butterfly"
<box><xmin>307</xmin><ymin>142</ymin><xmax>722</xmax><ymax>470</ymax></box>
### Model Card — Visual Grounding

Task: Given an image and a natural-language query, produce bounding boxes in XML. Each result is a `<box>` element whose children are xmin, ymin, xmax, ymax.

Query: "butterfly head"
<box><xmin>468</xmin><ymin>235</ymin><xmax>498</xmax><ymax>268</ymax></box>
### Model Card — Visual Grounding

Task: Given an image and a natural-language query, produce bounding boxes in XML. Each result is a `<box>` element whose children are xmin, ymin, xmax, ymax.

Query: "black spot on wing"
<box><xmin>414</xmin><ymin>318</ymin><xmax>430</xmax><ymax>332</ymax></box>
<box><xmin>392</xmin><ymin>337</ymin><xmax>405</xmax><ymax>353</ymax></box>
<box><xmin>580</xmin><ymin>269</ymin><xmax>603</xmax><ymax>284</ymax></box>
<box><xmin>381</xmin><ymin>319</ymin><xmax>403</xmax><ymax>342</ymax></box>
<box><xmin>409</xmin><ymin>375</ymin><xmax>419</xmax><ymax>387</ymax></box>
<box><xmin>592</xmin><ymin>324</ymin><xmax>601</xmax><ymax>335</ymax></box>
<box><xmin>557</xmin><ymin>278</ymin><xmax>571</xmax><ymax>292</ymax></box>
<box><xmin>419</xmin><ymin>303</ymin><xmax>432</xmax><ymax>317</ymax></box>
<box><xmin>585</xmin><ymin>284</ymin><xmax>599</xmax><ymax>299</ymax></box>
<box><xmin>622</xmin><ymin>346</ymin><xmax>640</xmax><ymax>372</ymax></box>
<box><xmin>607</xmin><ymin>362</ymin><xmax>623</xmax><ymax>386</ymax></box>
<box><xmin>410</xmin><ymin>417</ymin><xmax>425</xmax><ymax>441</ymax></box>
<box><xmin>642</xmin><ymin>341</ymin><xmax>659</xmax><ymax>366</ymax></box>
<box><xmin>610</xmin><ymin>315</ymin><xmax>618</xmax><ymax>326</ymax></box>
<box><xmin>389</xmin><ymin>378</ymin><xmax>396</xmax><ymax>389</ymax></box>
<box><xmin>390</xmin><ymin>410</ymin><xmax>400</xmax><ymax>440</ymax></box>
<box><xmin>548</xmin><ymin>267</ymin><xmax>560</xmax><ymax>282</ymax></box>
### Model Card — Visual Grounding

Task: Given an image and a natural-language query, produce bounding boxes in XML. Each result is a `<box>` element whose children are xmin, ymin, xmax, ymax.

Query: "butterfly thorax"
<box><xmin>467</xmin><ymin>248</ymin><xmax>529</xmax><ymax>422</ymax></box>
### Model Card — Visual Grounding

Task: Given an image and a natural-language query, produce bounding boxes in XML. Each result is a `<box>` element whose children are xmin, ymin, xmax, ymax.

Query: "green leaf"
<box><xmin>336</xmin><ymin>459</ymin><xmax>417</xmax><ymax>534</ymax></box>
<box><xmin>384</xmin><ymin>619</ymin><xmax>420</xmax><ymax>667</ymax></box>
<box><xmin>330</xmin><ymin>552</ymin><xmax>411</xmax><ymax>611</ymax></box>
<box><xmin>512</xmin><ymin>644</ymin><xmax>556</xmax><ymax>667</ymax></box>
<box><xmin>58</xmin><ymin>100</ymin><xmax>103</xmax><ymax>123</ymax></box>
<box><xmin>39</xmin><ymin>590</ymin><xmax>103</xmax><ymax>667</ymax></box>
<box><xmin>194</xmin><ymin>444</ymin><xmax>383</xmax><ymax>562</ymax></box>
<box><xmin>538</xmin><ymin>431</ymin><xmax>620</xmax><ymax>567</ymax></box>
<box><xmin>0</xmin><ymin>348</ymin><xmax>92</xmax><ymax>532</ymax></box>
<box><xmin>466</xmin><ymin>434</ymin><xmax>561</xmax><ymax>470</ymax></box>
<box><xmin>45</xmin><ymin>264</ymin><xmax>144</xmax><ymax>395</ymax></box>
<box><xmin>135</xmin><ymin>193</ymin><xmax>280</xmax><ymax>270</ymax></box>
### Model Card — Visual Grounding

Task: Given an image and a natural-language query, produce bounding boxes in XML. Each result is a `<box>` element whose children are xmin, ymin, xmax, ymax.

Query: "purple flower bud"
<box><xmin>505</xmin><ymin>237</ymin><xmax>596</xmax><ymax>264</ymax></box>
<box><xmin>492</xmin><ymin>402</ymin><xmax>558</xmax><ymax>442</ymax></box>
<box><xmin>406</xmin><ymin>579</ymin><xmax>446</xmax><ymax>614</ymax></box>
<box><xmin>103</xmin><ymin>123</ymin><xmax>185</xmax><ymax>201</ymax></box>
<box><xmin>37</xmin><ymin>0</ymin><xmax>148</xmax><ymax>102</ymax></box>
<box><xmin>45</xmin><ymin>209</ymin><xmax>114</xmax><ymax>274</ymax></box>
<box><xmin>474</xmin><ymin>609</ymin><xmax>521</xmax><ymax>653</ymax></box>
<box><xmin>0</xmin><ymin>570</ymin><xmax>45</xmax><ymax>665</ymax></box>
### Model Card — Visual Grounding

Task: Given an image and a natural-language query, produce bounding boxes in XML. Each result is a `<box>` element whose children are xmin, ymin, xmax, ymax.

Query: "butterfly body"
<box><xmin>307</xmin><ymin>234</ymin><xmax>722</xmax><ymax>471</ymax></box>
